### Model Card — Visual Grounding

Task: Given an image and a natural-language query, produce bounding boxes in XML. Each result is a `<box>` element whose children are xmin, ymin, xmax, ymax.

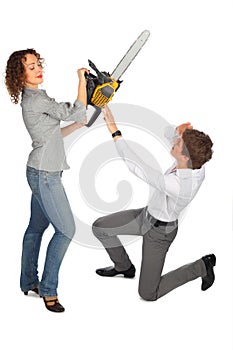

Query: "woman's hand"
<box><xmin>77</xmin><ymin>68</ymin><xmax>90</xmax><ymax>83</ymax></box>
<box><xmin>77</xmin><ymin>68</ymin><xmax>89</xmax><ymax>106</ymax></box>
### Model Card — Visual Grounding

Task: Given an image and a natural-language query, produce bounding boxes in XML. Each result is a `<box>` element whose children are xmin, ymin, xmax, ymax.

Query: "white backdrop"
<box><xmin>0</xmin><ymin>0</ymin><xmax>232</xmax><ymax>349</ymax></box>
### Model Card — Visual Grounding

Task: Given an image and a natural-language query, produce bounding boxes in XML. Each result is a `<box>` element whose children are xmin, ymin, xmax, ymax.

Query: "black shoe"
<box><xmin>96</xmin><ymin>264</ymin><xmax>136</xmax><ymax>278</ymax></box>
<box><xmin>201</xmin><ymin>254</ymin><xmax>216</xmax><ymax>291</ymax></box>
<box><xmin>43</xmin><ymin>297</ymin><xmax>65</xmax><ymax>313</ymax></box>
<box><xmin>24</xmin><ymin>287</ymin><xmax>39</xmax><ymax>296</ymax></box>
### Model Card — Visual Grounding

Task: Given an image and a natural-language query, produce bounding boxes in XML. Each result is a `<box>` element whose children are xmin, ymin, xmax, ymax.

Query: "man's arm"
<box><xmin>102</xmin><ymin>105</ymin><xmax>122</xmax><ymax>141</ymax></box>
<box><xmin>115</xmin><ymin>137</ymin><xmax>180</xmax><ymax>196</ymax></box>
<box><xmin>102</xmin><ymin>105</ymin><xmax>180</xmax><ymax>196</ymax></box>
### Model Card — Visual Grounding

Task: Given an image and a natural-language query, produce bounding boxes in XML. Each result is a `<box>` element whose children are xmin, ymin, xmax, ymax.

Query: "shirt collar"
<box><xmin>23</xmin><ymin>87</ymin><xmax>46</xmax><ymax>96</ymax></box>
<box><xmin>176</xmin><ymin>166</ymin><xmax>204</xmax><ymax>178</ymax></box>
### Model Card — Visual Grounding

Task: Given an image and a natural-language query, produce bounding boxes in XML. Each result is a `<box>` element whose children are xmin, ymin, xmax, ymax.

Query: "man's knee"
<box><xmin>92</xmin><ymin>217</ymin><xmax>105</xmax><ymax>238</ymax></box>
<box><xmin>138</xmin><ymin>286</ymin><xmax>158</xmax><ymax>302</ymax></box>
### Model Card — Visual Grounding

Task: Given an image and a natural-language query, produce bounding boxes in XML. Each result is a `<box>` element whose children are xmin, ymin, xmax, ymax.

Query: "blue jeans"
<box><xmin>20</xmin><ymin>166</ymin><xmax>75</xmax><ymax>297</ymax></box>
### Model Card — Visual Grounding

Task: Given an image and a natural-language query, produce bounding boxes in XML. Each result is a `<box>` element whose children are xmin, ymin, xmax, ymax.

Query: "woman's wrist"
<box><xmin>78</xmin><ymin>79</ymin><xmax>86</xmax><ymax>85</ymax></box>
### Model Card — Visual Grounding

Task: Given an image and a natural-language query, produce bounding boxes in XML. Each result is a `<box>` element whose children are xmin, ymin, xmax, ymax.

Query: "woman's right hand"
<box><xmin>77</xmin><ymin>68</ymin><xmax>90</xmax><ymax>83</ymax></box>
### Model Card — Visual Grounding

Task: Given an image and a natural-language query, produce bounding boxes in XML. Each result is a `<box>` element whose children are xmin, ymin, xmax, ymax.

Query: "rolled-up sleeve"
<box><xmin>37</xmin><ymin>95</ymin><xmax>86</xmax><ymax>123</ymax></box>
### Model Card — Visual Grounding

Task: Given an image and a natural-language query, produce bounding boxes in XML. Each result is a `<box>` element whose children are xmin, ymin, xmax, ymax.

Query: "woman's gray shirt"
<box><xmin>21</xmin><ymin>87</ymin><xmax>86</xmax><ymax>171</ymax></box>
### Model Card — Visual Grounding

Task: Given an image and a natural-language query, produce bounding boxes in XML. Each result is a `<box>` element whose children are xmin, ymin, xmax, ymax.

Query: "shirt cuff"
<box><xmin>74</xmin><ymin>99</ymin><xmax>85</xmax><ymax>109</ymax></box>
<box><xmin>74</xmin><ymin>100</ymin><xmax>86</xmax><ymax>121</ymax></box>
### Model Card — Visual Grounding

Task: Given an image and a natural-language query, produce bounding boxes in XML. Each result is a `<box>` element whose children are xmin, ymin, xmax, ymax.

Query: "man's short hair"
<box><xmin>182</xmin><ymin>129</ymin><xmax>213</xmax><ymax>169</ymax></box>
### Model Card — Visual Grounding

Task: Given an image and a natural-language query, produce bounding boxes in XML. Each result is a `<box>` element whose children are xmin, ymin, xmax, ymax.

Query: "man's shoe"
<box><xmin>96</xmin><ymin>264</ymin><xmax>136</xmax><ymax>278</ymax></box>
<box><xmin>201</xmin><ymin>254</ymin><xmax>216</xmax><ymax>291</ymax></box>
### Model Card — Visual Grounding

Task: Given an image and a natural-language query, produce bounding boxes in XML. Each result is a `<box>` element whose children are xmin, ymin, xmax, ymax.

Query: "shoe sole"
<box><xmin>96</xmin><ymin>271</ymin><xmax>135</xmax><ymax>278</ymax></box>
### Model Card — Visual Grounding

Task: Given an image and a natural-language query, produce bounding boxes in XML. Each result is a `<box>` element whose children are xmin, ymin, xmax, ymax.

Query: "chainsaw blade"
<box><xmin>111</xmin><ymin>30</ymin><xmax>150</xmax><ymax>81</ymax></box>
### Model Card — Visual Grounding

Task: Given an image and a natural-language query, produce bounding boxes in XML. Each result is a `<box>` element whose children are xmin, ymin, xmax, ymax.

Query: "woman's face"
<box><xmin>23</xmin><ymin>54</ymin><xmax>43</xmax><ymax>88</ymax></box>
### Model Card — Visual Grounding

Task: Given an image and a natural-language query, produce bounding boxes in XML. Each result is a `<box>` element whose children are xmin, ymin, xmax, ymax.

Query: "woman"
<box><xmin>5</xmin><ymin>48</ymin><xmax>89</xmax><ymax>312</ymax></box>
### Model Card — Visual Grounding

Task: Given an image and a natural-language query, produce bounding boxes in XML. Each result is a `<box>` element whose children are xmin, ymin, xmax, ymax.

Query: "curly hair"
<box><xmin>5</xmin><ymin>48</ymin><xmax>43</xmax><ymax>104</ymax></box>
<box><xmin>182</xmin><ymin>129</ymin><xmax>213</xmax><ymax>169</ymax></box>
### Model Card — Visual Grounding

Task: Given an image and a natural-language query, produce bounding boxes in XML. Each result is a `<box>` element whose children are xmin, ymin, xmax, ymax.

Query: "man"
<box><xmin>92</xmin><ymin>105</ymin><xmax>215</xmax><ymax>301</ymax></box>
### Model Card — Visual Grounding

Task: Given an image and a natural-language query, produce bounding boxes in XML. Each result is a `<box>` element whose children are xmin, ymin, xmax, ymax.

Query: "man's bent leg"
<box><xmin>138</xmin><ymin>224</ymin><xmax>207</xmax><ymax>301</ymax></box>
<box><xmin>138</xmin><ymin>224</ymin><xmax>178</xmax><ymax>301</ymax></box>
<box><xmin>155</xmin><ymin>258</ymin><xmax>207</xmax><ymax>299</ymax></box>
<box><xmin>93</xmin><ymin>208</ymin><xmax>145</xmax><ymax>271</ymax></box>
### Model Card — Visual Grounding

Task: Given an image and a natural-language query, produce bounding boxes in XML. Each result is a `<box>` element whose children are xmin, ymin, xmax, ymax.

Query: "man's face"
<box><xmin>170</xmin><ymin>136</ymin><xmax>186</xmax><ymax>160</ymax></box>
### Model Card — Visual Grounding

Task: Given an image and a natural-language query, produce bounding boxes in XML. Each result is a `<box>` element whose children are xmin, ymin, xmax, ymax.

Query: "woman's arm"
<box><xmin>61</xmin><ymin>68</ymin><xmax>89</xmax><ymax>136</ymax></box>
<box><xmin>61</xmin><ymin>121</ymin><xmax>86</xmax><ymax>138</ymax></box>
<box><xmin>77</xmin><ymin>68</ymin><xmax>89</xmax><ymax>107</ymax></box>
<box><xmin>36</xmin><ymin>68</ymin><xmax>89</xmax><ymax>123</ymax></box>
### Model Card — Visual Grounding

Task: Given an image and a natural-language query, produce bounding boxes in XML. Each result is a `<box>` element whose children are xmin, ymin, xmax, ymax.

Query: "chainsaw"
<box><xmin>85</xmin><ymin>30</ymin><xmax>150</xmax><ymax>127</ymax></box>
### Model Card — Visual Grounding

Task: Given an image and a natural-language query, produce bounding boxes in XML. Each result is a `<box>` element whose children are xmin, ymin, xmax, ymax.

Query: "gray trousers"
<box><xmin>92</xmin><ymin>207</ymin><xmax>207</xmax><ymax>301</ymax></box>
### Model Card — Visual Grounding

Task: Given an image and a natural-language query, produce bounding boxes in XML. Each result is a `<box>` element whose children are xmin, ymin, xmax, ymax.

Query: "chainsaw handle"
<box><xmin>85</xmin><ymin>105</ymin><xmax>102</xmax><ymax>127</ymax></box>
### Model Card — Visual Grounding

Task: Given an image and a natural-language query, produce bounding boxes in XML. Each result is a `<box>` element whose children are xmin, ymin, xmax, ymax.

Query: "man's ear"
<box><xmin>181</xmin><ymin>154</ymin><xmax>190</xmax><ymax>165</ymax></box>
<box><xmin>183</xmin><ymin>154</ymin><xmax>192</xmax><ymax>168</ymax></box>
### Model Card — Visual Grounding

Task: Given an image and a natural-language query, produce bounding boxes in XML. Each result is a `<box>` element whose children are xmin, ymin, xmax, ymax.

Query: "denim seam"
<box><xmin>41</xmin><ymin>174</ymin><xmax>66</xmax><ymax>235</ymax></box>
